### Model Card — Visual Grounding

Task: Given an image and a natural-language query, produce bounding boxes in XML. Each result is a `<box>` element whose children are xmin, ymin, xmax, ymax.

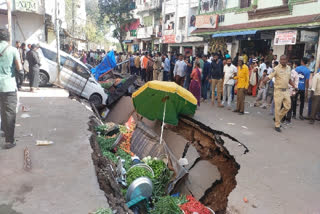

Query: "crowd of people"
<box><xmin>116</xmin><ymin>49</ymin><xmax>320</xmax><ymax>132</ymax></box>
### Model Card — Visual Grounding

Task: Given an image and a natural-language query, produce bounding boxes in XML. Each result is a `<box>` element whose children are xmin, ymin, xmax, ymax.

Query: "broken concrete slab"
<box><xmin>185</xmin><ymin>160</ymin><xmax>221</xmax><ymax>200</ymax></box>
<box><xmin>163</xmin><ymin>129</ymin><xmax>189</xmax><ymax>160</ymax></box>
<box><xmin>184</xmin><ymin>144</ymin><xmax>200</xmax><ymax>170</ymax></box>
<box><xmin>106</xmin><ymin>96</ymin><xmax>134</xmax><ymax>124</ymax></box>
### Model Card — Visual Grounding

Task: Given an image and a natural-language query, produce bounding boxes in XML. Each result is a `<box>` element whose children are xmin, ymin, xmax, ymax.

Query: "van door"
<box><xmin>60</xmin><ymin>57</ymin><xmax>90</xmax><ymax>96</ymax></box>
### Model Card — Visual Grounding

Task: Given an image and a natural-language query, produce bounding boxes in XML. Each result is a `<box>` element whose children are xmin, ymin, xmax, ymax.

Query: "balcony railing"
<box><xmin>137</xmin><ymin>26</ymin><xmax>154</xmax><ymax>39</ymax></box>
<box><xmin>136</xmin><ymin>0</ymin><xmax>162</xmax><ymax>12</ymax></box>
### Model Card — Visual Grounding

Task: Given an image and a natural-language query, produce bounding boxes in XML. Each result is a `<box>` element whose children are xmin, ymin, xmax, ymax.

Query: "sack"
<box><xmin>250</xmin><ymin>72</ymin><xmax>257</xmax><ymax>86</ymax></box>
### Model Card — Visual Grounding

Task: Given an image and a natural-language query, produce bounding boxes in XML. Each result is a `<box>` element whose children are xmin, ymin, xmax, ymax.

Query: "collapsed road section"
<box><xmin>87</xmin><ymin>96</ymin><xmax>248</xmax><ymax>214</ymax></box>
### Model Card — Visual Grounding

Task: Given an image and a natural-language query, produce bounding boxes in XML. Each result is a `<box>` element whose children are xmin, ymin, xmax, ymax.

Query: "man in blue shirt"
<box><xmin>129</xmin><ymin>52</ymin><xmax>135</xmax><ymax>75</ymax></box>
<box><xmin>293</xmin><ymin>58</ymin><xmax>311</xmax><ymax>120</ymax></box>
<box><xmin>201</xmin><ymin>55</ymin><xmax>211</xmax><ymax>101</ymax></box>
<box><xmin>162</xmin><ymin>54</ymin><xmax>170</xmax><ymax>81</ymax></box>
<box><xmin>169</xmin><ymin>52</ymin><xmax>176</xmax><ymax>81</ymax></box>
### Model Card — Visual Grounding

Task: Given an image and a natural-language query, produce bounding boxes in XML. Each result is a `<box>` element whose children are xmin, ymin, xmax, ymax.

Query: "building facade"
<box><xmin>0</xmin><ymin>0</ymin><xmax>66</xmax><ymax>47</ymax></box>
<box><xmin>124</xmin><ymin>0</ymin><xmax>207</xmax><ymax>55</ymax></box>
<box><xmin>192</xmin><ymin>0</ymin><xmax>320</xmax><ymax>67</ymax></box>
<box><xmin>162</xmin><ymin>0</ymin><xmax>206</xmax><ymax>55</ymax></box>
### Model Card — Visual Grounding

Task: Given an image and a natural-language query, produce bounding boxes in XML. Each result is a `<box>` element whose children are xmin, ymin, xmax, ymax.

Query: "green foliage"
<box><xmin>94</xmin><ymin>208</ymin><xmax>113</xmax><ymax>214</ymax></box>
<box><xmin>150</xmin><ymin>196</ymin><xmax>183</xmax><ymax>214</ymax></box>
<box><xmin>126</xmin><ymin>167</ymin><xmax>153</xmax><ymax>186</ymax></box>
<box><xmin>116</xmin><ymin>148</ymin><xmax>132</xmax><ymax>171</ymax></box>
<box><xmin>97</xmin><ymin>135</ymin><xmax>118</xmax><ymax>152</ymax></box>
<box><xmin>148</xmin><ymin>160</ymin><xmax>167</xmax><ymax>179</ymax></box>
<box><xmin>85</xmin><ymin>0</ymin><xmax>110</xmax><ymax>46</ymax></box>
<box><xmin>102</xmin><ymin>151</ymin><xmax>118</xmax><ymax>163</ymax></box>
<box><xmin>98</xmin><ymin>0</ymin><xmax>134</xmax><ymax>51</ymax></box>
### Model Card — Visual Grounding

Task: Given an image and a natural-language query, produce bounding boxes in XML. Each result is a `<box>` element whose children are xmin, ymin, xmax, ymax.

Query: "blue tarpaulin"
<box><xmin>212</xmin><ymin>30</ymin><xmax>257</xmax><ymax>38</ymax></box>
<box><xmin>91</xmin><ymin>50</ymin><xmax>117</xmax><ymax>80</ymax></box>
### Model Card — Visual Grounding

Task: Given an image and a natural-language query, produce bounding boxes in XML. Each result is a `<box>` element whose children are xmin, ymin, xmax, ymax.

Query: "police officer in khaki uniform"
<box><xmin>264</xmin><ymin>55</ymin><xmax>297</xmax><ymax>132</ymax></box>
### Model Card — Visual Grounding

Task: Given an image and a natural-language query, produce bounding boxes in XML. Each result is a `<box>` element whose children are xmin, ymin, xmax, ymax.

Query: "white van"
<box><xmin>33</xmin><ymin>43</ymin><xmax>108</xmax><ymax>106</ymax></box>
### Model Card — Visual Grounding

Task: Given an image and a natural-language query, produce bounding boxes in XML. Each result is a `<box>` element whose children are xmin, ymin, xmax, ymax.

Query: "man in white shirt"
<box><xmin>308</xmin><ymin>55</ymin><xmax>316</xmax><ymax>73</ymax></box>
<box><xmin>266</xmin><ymin>61</ymin><xmax>273</xmax><ymax>75</ymax></box>
<box><xmin>310</xmin><ymin>68</ymin><xmax>320</xmax><ymax>124</ymax></box>
<box><xmin>173</xmin><ymin>54</ymin><xmax>187</xmax><ymax>86</ymax></box>
<box><xmin>222</xmin><ymin>58</ymin><xmax>237</xmax><ymax>109</ymax></box>
<box><xmin>259</xmin><ymin>58</ymin><xmax>266</xmax><ymax>78</ymax></box>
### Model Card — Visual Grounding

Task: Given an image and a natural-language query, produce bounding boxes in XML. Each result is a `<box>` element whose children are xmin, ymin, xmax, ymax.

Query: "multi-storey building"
<box><xmin>161</xmin><ymin>0</ymin><xmax>207</xmax><ymax>55</ymax></box>
<box><xmin>124</xmin><ymin>0</ymin><xmax>162</xmax><ymax>53</ymax></box>
<box><xmin>192</xmin><ymin>0</ymin><xmax>320</xmax><ymax>66</ymax></box>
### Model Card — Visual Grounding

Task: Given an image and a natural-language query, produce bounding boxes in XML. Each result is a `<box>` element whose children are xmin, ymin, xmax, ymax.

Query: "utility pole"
<box><xmin>72</xmin><ymin>0</ymin><xmax>75</xmax><ymax>36</ymax></box>
<box><xmin>316</xmin><ymin>30</ymin><xmax>320</xmax><ymax>73</ymax></box>
<box><xmin>7</xmin><ymin>0</ymin><xmax>12</xmax><ymax>45</ymax></box>
<box><xmin>55</xmin><ymin>0</ymin><xmax>61</xmax><ymax>84</ymax></box>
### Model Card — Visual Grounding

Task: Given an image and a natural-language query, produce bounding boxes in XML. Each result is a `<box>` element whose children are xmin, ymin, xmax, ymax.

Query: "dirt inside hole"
<box><xmin>88</xmin><ymin>109</ymin><xmax>246</xmax><ymax>214</ymax></box>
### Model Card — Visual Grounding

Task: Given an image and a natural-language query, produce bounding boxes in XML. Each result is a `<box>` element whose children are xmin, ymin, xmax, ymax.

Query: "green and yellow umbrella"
<box><xmin>132</xmin><ymin>81</ymin><xmax>197</xmax><ymax>126</ymax></box>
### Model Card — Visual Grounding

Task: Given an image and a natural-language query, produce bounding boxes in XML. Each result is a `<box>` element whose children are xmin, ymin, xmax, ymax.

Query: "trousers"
<box><xmin>222</xmin><ymin>84</ymin><xmax>233</xmax><ymax>107</ymax></box>
<box><xmin>293</xmin><ymin>90</ymin><xmax>305</xmax><ymax>116</ymax></box>
<box><xmin>0</xmin><ymin>92</ymin><xmax>17</xmax><ymax>143</ymax></box>
<box><xmin>286</xmin><ymin>96</ymin><xmax>296</xmax><ymax>121</ymax></box>
<box><xmin>310</xmin><ymin>95</ymin><xmax>320</xmax><ymax>121</ymax></box>
<box><xmin>274</xmin><ymin>89</ymin><xmax>291</xmax><ymax>128</ymax></box>
<box><xmin>211</xmin><ymin>79</ymin><xmax>222</xmax><ymax>103</ymax></box>
<box><xmin>236</xmin><ymin>88</ymin><xmax>246</xmax><ymax>113</ymax></box>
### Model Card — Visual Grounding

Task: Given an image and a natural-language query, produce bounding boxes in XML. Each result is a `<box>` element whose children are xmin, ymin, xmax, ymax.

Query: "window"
<box><xmin>75</xmin><ymin>64</ymin><xmax>90</xmax><ymax>79</ymax></box>
<box><xmin>60</xmin><ymin>56</ymin><xmax>67</xmax><ymax>66</ymax></box>
<box><xmin>200</xmin><ymin>0</ymin><xmax>226</xmax><ymax>12</ymax></box>
<box><xmin>179</xmin><ymin>17</ymin><xmax>186</xmax><ymax>30</ymax></box>
<box><xmin>240</xmin><ymin>0</ymin><xmax>251</xmax><ymax>8</ymax></box>
<box><xmin>64</xmin><ymin>58</ymin><xmax>91</xmax><ymax>79</ymax></box>
<box><xmin>40</xmin><ymin>47</ymin><xmax>57</xmax><ymax>62</ymax></box>
<box><xmin>218</xmin><ymin>15</ymin><xmax>225</xmax><ymax>23</ymax></box>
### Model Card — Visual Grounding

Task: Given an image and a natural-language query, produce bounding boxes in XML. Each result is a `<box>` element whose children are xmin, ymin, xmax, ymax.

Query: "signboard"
<box><xmin>195</xmin><ymin>14</ymin><xmax>218</xmax><ymax>29</ymax></box>
<box><xmin>15</xmin><ymin>0</ymin><xmax>39</xmax><ymax>13</ymax></box>
<box><xmin>274</xmin><ymin>30</ymin><xmax>297</xmax><ymax>46</ymax></box>
<box><xmin>300</xmin><ymin>30</ymin><xmax>318</xmax><ymax>43</ymax></box>
<box><xmin>175</xmin><ymin>34</ymin><xmax>183</xmax><ymax>43</ymax></box>
<box><xmin>163</xmin><ymin>35</ymin><xmax>175</xmax><ymax>44</ymax></box>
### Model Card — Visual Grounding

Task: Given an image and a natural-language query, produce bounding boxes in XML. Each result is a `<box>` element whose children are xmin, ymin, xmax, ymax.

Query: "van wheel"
<box><xmin>39</xmin><ymin>71</ymin><xmax>49</xmax><ymax>87</ymax></box>
<box><xmin>89</xmin><ymin>94</ymin><xmax>102</xmax><ymax>106</ymax></box>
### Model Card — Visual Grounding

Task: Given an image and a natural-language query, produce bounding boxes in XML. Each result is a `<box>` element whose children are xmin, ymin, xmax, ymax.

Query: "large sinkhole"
<box><xmin>88</xmin><ymin>97</ymin><xmax>248</xmax><ymax>214</ymax></box>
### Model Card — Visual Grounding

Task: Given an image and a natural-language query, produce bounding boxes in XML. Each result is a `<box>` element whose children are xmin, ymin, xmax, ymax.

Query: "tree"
<box><xmin>85</xmin><ymin>0</ymin><xmax>110</xmax><ymax>49</ymax></box>
<box><xmin>98</xmin><ymin>0</ymin><xmax>134</xmax><ymax>52</ymax></box>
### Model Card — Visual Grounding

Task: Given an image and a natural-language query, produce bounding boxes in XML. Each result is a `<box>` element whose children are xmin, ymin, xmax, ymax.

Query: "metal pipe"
<box><xmin>55</xmin><ymin>0</ymin><xmax>61</xmax><ymax>84</ymax></box>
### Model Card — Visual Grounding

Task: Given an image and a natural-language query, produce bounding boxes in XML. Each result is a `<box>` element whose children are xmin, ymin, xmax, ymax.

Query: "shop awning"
<box><xmin>212</xmin><ymin>30</ymin><xmax>257</xmax><ymax>38</ymax></box>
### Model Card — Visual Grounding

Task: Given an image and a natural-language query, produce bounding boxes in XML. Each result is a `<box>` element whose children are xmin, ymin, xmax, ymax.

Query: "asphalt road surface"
<box><xmin>195</xmin><ymin>97</ymin><xmax>320</xmax><ymax>214</ymax></box>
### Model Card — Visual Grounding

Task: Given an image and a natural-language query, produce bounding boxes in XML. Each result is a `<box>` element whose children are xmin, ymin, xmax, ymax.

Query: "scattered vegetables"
<box><xmin>93</xmin><ymin>208</ymin><xmax>113</xmax><ymax>214</ymax></box>
<box><xmin>97</xmin><ymin>135</ymin><xmax>118</xmax><ymax>152</ymax></box>
<box><xmin>126</xmin><ymin>167</ymin><xmax>153</xmax><ymax>186</ymax></box>
<box><xmin>148</xmin><ymin>159</ymin><xmax>167</xmax><ymax>179</ymax></box>
<box><xmin>116</xmin><ymin>148</ymin><xmax>132</xmax><ymax>171</ymax></box>
<box><xmin>102</xmin><ymin>151</ymin><xmax>118</xmax><ymax>163</ymax></box>
<box><xmin>119</xmin><ymin>125</ymin><xmax>128</xmax><ymax>134</ymax></box>
<box><xmin>180</xmin><ymin>195</ymin><xmax>212</xmax><ymax>214</ymax></box>
<box><xmin>150</xmin><ymin>196</ymin><xmax>183</xmax><ymax>214</ymax></box>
